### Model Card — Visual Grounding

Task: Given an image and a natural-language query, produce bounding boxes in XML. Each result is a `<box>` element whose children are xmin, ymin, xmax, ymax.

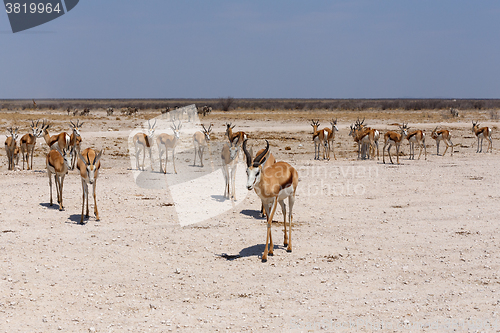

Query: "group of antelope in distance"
<box><xmin>311</xmin><ymin>118</ymin><xmax>493</xmax><ymax>164</ymax></box>
<box><xmin>3</xmin><ymin>119</ymin><xmax>102</xmax><ymax>224</ymax></box>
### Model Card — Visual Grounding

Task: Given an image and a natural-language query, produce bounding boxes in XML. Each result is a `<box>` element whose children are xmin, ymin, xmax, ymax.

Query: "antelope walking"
<box><xmin>243</xmin><ymin>139</ymin><xmax>299</xmax><ymax>262</ymax></box>
<box><xmin>46</xmin><ymin>146</ymin><xmax>73</xmax><ymax>211</ymax></box>
<box><xmin>20</xmin><ymin>120</ymin><xmax>43</xmax><ymax>170</ymax></box>
<box><xmin>431</xmin><ymin>127</ymin><xmax>454</xmax><ymax>156</ymax></box>
<box><xmin>407</xmin><ymin>128</ymin><xmax>427</xmax><ymax>160</ymax></box>
<box><xmin>221</xmin><ymin>140</ymin><xmax>240</xmax><ymax>200</ymax></box>
<box><xmin>383</xmin><ymin>123</ymin><xmax>408</xmax><ymax>164</ymax></box>
<box><xmin>472</xmin><ymin>121</ymin><xmax>492</xmax><ymax>153</ymax></box>
<box><xmin>157</xmin><ymin>121</ymin><xmax>181</xmax><ymax>174</ymax></box>
<box><xmin>4</xmin><ymin>127</ymin><xmax>19</xmax><ymax>170</ymax></box>
<box><xmin>76</xmin><ymin>148</ymin><xmax>103</xmax><ymax>224</ymax></box>
<box><xmin>193</xmin><ymin>124</ymin><xmax>212</xmax><ymax>167</ymax></box>
<box><xmin>70</xmin><ymin>120</ymin><xmax>83</xmax><ymax>170</ymax></box>
<box><xmin>133</xmin><ymin>120</ymin><xmax>156</xmax><ymax>171</ymax></box>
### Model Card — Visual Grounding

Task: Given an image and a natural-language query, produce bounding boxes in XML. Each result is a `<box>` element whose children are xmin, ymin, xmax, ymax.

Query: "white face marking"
<box><xmin>246</xmin><ymin>166</ymin><xmax>261</xmax><ymax>190</ymax></box>
<box><xmin>229</xmin><ymin>146</ymin><xmax>238</xmax><ymax>160</ymax></box>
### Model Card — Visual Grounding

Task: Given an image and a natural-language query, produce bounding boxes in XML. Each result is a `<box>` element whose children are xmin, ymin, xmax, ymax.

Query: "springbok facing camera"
<box><xmin>157</xmin><ymin>121</ymin><xmax>181</xmax><ymax>174</ymax></box>
<box><xmin>133</xmin><ymin>120</ymin><xmax>156</xmax><ymax>171</ymax></box>
<box><xmin>472</xmin><ymin>121</ymin><xmax>492</xmax><ymax>153</ymax></box>
<box><xmin>323</xmin><ymin>119</ymin><xmax>339</xmax><ymax>160</ymax></box>
<box><xmin>243</xmin><ymin>139</ymin><xmax>299</xmax><ymax>262</ymax></box>
<box><xmin>221</xmin><ymin>140</ymin><xmax>239</xmax><ymax>200</ymax></box>
<box><xmin>46</xmin><ymin>146</ymin><xmax>73</xmax><ymax>211</ymax></box>
<box><xmin>20</xmin><ymin>120</ymin><xmax>43</xmax><ymax>170</ymax></box>
<box><xmin>77</xmin><ymin>148</ymin><xmax>103</xmax><ymax>224</ymax></box>
<box><xmin>431</xmin><ymin>127</ymin><xmax>454</xmax><ymax>156</ymax></box>
<box><xmin>193</xmin><ymin>124</ymin><xmax>212</xmax><ymax>167</ymax></box>
<box><xmin>70</xmin><ymin>120</ymin><xmax>83</xmax><ymax>170</ymax></box>
<box><xmin>5</xmin><ymin>127</ymin><xmax>19</xmax><ymax>171</ymax></box>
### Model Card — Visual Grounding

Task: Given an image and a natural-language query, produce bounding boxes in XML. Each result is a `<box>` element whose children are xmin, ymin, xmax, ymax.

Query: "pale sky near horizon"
<box><xmin>1</xmin><ymin>1</ymin><xmax>499</xmax><ymax>99</ymax></box>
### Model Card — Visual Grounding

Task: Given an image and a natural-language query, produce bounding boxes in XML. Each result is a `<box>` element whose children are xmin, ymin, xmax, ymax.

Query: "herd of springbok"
<box><xmin>3</xmin><ymin>114</ymin><xmax>493</xmax><ymax>262</ymax></box>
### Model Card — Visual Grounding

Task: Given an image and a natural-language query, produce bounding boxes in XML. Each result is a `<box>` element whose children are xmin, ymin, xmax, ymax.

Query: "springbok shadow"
<box><xmin>239</xmin><ymin>209</ymin><xmax>262</xmax><ymax>219</ymax></box>
<box><xmin>39</xmin><ymin>202</ymin><xmax>62</xmax><ymax>210</ymax></box>
<box><xmin>217</xmin><ymin>243</ymin><xmax>282</xmax><ymax>261</ymax></box>
<box><xmin>66</xmin><ymin>214</ymin><xmax>86</xmax><ymax>225</ymax></box>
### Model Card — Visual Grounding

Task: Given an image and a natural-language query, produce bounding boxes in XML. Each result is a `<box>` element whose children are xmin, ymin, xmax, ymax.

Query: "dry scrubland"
<box><xmin>1</xmin><ymin>105</ymin><xmax>500</xmax><ymax>332</ymax></box>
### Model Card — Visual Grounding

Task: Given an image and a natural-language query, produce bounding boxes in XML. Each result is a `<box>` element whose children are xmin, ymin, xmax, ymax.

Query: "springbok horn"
<box><xmin>242</xmin><ymin>139</ymin><xmax>252</xmax><ymax>168</ymax></box>
<box><xmin>253</xmin><ymin>140</ymin><xmax>269</xmax><ymax>167</ymax></box>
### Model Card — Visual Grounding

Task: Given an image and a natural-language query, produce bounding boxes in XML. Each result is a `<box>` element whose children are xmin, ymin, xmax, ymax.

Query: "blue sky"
<box><xmin>1</xmin><ymin>1</ymin><xmax>499</xmax><ymax>99</ymax></box>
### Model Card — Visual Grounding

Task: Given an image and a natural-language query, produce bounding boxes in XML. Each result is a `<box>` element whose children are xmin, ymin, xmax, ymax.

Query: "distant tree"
<box><xmin>219</xmin><ymin>97</ymin><xmax>234</xmax><ymax>111</ymax></box>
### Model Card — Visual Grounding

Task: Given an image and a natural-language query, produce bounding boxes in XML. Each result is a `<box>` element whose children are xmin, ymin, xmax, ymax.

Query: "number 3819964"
<box><xmin>5</xmin><ymin>2</ymin><xmax>62</xmax><ymax>14</ymax></box>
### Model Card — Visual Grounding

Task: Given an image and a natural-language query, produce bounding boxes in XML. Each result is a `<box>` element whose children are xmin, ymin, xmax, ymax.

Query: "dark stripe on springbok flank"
<box><xmin>145</xmin><ymin>136</ymin><xmax>150</xmax><ymax>148</ymax></box>
<box><xmin>48</xmin><ymin>159</ymin><xmax>55</xmax><ymax>169</ymax></box>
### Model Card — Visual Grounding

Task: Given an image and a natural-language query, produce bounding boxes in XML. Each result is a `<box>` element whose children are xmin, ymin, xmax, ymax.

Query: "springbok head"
<box><xmin>331</xmin><ymin>119</ymin><xmax>339</xmax><ymax>132</ymax></box>
<box><xmin>147</xmin><ymin>120</ymin><xmax>156</xmax><ymax>138</ymax></box>
<box><xmin>400</xmin><ymin>123</ymin><xmax>409</xmax><ymax>137</ymax></box>
<box><xmin>30</xmin><ymin>120</ymin><xmax>43</xmax><ymax>138</ymax></box>
<box><xmin>472</xmin><ymin>120</ymin><xmax>479</xmax><ymax>131</ymax></box>
<box><xmin>171</xmin><ymin>121</ymin><xmax>181</xmax><ymax>139</ymax></box>
<box><xmin>70</xmin><ymin>120</ymin><xmax>83</xmax><ymax>138</ymax></box>
<box><xmin>243</xmin><ymin>139</ymin><xmax>270</xmax><ymax>191</ymax></box>
<box><xmin>310</xmin><ymin>120</ymin><xmax>320</xmax><ymax>131</ymax></box>
<box><xmin>78</xmin><ymin>150</ymin><xmax>103</xmax><ymax>185</ymax></box>
<box><xmin>201</xmin><ymin>123</ymin><xmax>212</xmax><ymax>142</ymax></box>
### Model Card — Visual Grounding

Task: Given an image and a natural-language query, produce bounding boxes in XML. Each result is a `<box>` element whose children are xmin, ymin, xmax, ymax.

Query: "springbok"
<box><xmin>221</xmin><ymin>140</ymin><xmax>240</xmax><ymax>200</ymax></box>
<box><xmin>133</xmin><ymin>120</ymin><xmax>156</xmax><ymax>171</ymax></box>
<box><xmin>472</xmin><ymin>121</ymin><xmax>492</xmax><ymax>153</ymax></box>
<box><xmin>193</xmin><ymin>124</ymin><xmax>212</xmax><ymax>167</ymax></box>
<box><xmin>383</xmin><ymin>123</ymin><xmax>408</xmax><ymax>164</ymax></box>
<box><xmin>41</xmin><ymin>121</ymin><xmax>71</xmax><ymax>151</ymax></box>
<box><xmin>46</xmin><ymin>146</ymin><xmax>73</xmax><ymax>211</ymax></box>
<box><xmin>20</xmin><ymin>120</ymin><xmax>43</xmax><ymax>170</ymax></box>
<box><xmin>252</xmin><ymin>145</ymin><xmax>277</xmax><ymax>218</ymax></box>
<box><xmin>323</xmin><ymin>119</ymin><xmax>339</xmax><ymax>160</ymax></box>
<box><xmin>76</xmin><ymin>148</ymin><xmax>103</xmax><ymax>224</ymax></box>
<box><xmin>407</xmin><ymin>128</ymin><xmax>427</xmax><ymax>160</ymax></box>
<box><xmin>243</xmin><ymin>139</ymin><xmax>299</xmax><ymax>262</ymax></box>
<box><xmin>225</xmin><ymin>123</ymin><xmax>247</xmax><ymax>145</ymax></box>
<box><xmin>311</xmin><ymin>120</ymin><xmax>326</xmax><ymax>160</ymax></box>
<box><xmin>70</xmin><ymin>120</ymin><xmax>83</xmax><ymax>170</ymax></box>
<box><xmin>157</xmin><ymin>121</ymin><xmax>181</xmax><ymax>174</ymax></box>
<box><xmin>5</xmin><ymin>127</ymin><xmax>19</xmax><ymax>170</ymax></box>
<box><xmin>431</xmin><ymin>127</ymin><xmax>454</xmax><ymax>156</ymax></box>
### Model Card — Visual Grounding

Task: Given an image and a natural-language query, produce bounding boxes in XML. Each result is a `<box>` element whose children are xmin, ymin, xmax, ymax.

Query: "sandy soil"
<box><xmin>1</xmin><ymin>107</ymin><xmax>500</xmax><ymax>332</ymax></box>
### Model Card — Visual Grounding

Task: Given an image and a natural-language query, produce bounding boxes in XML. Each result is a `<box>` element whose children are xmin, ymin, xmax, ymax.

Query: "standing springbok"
<box><xmin>323</xmin><ymin>119</ymin><xmax>339</xmax><ymax>160</ymax></box>
<box><xmin>41</xmin><ymin>121</ymin><xmax>71</xmax><ymax>151</ymax></box>
<box><xmin>431</xmin><ymin>127</ymin><xmax>454</xmax><ymax>156</ymax></box>
<box><xmin>243</xmin><ymin>139</ymin><xmax>299</xmax><ymax>262</ymax></box>
<box><xmin>311</xmin><ymin>120</ymin><xmax>327</xmax><ymax>160</ymax></box>
<box><xmin>407</xmin><ymin>128</ymin><xmax>427</xmax><ymax>160</ymax></box>
<box><xmin>157</xmin><ymin>121</ymin><xmax>181</xmax><ymax>174</ymax></box>
<box><xmin>133</xmin><ymin>120</ymin><xmax>156</xmax><ymax>171</ymax></box>
<box><xmin>225</xmin><ymin>123</ymin><xmax>247</xmax><ymax>145</ymax></box>
<box><xmin>70</xmin><ymin>120</ymin><xmax>83</xmax><ymax>170</ymax></box>
<box><xmin>221</xmin><ymin>140</ymin><xmax>240</xmax><ymax>200</ymax></box>
<box><xmin>20</xmin><ymin>120</ymin><xmax>43</xmax><ymax>170</ymax></box>
<box><xmin>193</xmin><ymin>124</ymin><xmax>212</xmax><ymax>167</ymax></box>
<box><xmin>76</xmin><ymin>148</ymin><xmax>103</xmax><ymax>224</ymax></box>
<box><xmin>5</xmin><ymin>127</ymin><xmax>19</xmax><ymax>170</ymax></box>
<box><xmin>472</xmin><ymin>121</ymin><xmax>492</xmax><ymax>153</ymax></box>
<box><xmin>383</xmin><ymin>123</ymin><xmax>408</xmax><ymax>164</ymax></box>
<box><xmin>46</xmin><ymin>146</ymin><xmax>73</xmax><ymax>211</ymax></box>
